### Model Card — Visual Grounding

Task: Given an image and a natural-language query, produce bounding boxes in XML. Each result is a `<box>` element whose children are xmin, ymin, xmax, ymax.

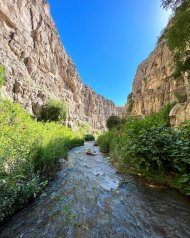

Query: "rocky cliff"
<box><xmin>0</xmin><ymin>0</ymin><xmax>119</xmax><ymax>130</ymax></box>
<box><xmin>123</xmin><ymin>39</ymin><xmax>190</xmax><ymax>126</ymax></box>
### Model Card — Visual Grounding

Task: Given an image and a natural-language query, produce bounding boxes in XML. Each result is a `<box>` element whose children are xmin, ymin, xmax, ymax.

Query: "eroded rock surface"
<box><xmin>0</xmin><ymin>0</ymin><xmax>119</xmax><ymax>130</ymax></box>
<box><xmin>123</xmin><ymin>39</ymin><xmax>190</xmax><ymax>126</ymax></box>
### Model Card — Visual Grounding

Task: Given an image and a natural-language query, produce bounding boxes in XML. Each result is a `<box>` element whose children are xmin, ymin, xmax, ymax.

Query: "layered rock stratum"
<box><xmin>123</xmin><ymin>39</ymin><xmax>190</xmax><ymax>126</ymax></box>
<box><xmin>0</xmin><ymin>0</ymin><xmax>119</xmax><ymax>130</ymax></box>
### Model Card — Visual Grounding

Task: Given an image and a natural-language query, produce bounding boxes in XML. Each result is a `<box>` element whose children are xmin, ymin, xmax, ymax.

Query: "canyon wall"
<box><xmin>0</xmin><ymin>0</ymin><xmax>119</xmax><ymax>130</ymax></box>
<box><xmin>123</xmin><ymin>39</ymin><xmax>190</xmax><ymax>126</ymax></box>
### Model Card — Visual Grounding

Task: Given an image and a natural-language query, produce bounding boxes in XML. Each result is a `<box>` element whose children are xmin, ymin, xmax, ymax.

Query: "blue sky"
<box><xmin>48</xmin><ymin>0</ymin><xmax>171</xmax><ymax>106</ymax></box>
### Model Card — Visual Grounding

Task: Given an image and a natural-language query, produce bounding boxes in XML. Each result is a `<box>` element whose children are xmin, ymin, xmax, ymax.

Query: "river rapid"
<box><xmin>0</xmin><ymin>142</ymin><xmax>190</xmax><ymax>238</ymax></box>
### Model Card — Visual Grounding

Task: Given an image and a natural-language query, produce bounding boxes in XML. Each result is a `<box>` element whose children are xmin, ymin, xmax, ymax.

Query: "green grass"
<box><xmin>163</xmin><ymin>1</ymin><xmax>190</xmax><ymax>79</ymax></box>
<box><xmin>0</xmin><ymin>99</ymin><xmax>84</xmax><ymax>223</ymax></box>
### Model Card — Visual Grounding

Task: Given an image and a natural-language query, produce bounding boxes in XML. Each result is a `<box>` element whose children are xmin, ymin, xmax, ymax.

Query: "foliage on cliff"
<box><xmin>162</xmin><ymin>0</ymin><xmax>190</xmax><ymax>78</ymax></box>
<box><xmin>98</xmin><ymin>104</ymin><xmax>190</xmax><ymax>196</ymax></box>
<box><xmin>106</xmin><ymin>115</ymin><xmax>121</xmax><ymax>130</ymax></box>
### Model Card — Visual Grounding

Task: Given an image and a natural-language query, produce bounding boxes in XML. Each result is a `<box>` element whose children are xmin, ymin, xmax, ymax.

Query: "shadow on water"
<box><xmin>0</xmin><ymin>142</ymin><xmax>190</xmax><ymax>238</ymax></box>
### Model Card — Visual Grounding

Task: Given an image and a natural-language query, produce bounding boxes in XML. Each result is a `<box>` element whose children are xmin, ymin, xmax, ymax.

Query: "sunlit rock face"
<box><xmin>0</xmin><ymin>0</ymin><xmax>119</xmax><ymax>130</ymax></box>
<box><xmin>123</xmin><ymin>39</ymin><xmax>190</xmax><ymax>126</ymax></box>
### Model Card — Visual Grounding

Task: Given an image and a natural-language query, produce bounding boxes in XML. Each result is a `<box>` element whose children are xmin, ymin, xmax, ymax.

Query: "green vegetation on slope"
<box><xmin>84</xmin><ymin>134</ymin><xmax>95</xmax><ymax>141</ymax></box>
<box><xmin>161</xmin><ymin>0</ymin><xmax>190</xmax><ymax>79</ymax></box>
<box><xmin>106</xmin><ymin>115</ymin><xmax>121</xmax><ymax>130</ymax></box>
<box><xmin>0</xmin><ymin>67</ymin><xmax>84</xmax><ymax>223</ymax></box>
<box><xmin>98</xmin><ymin>104</ymin><xmax>190</xmax><ymax>196</ymax></box>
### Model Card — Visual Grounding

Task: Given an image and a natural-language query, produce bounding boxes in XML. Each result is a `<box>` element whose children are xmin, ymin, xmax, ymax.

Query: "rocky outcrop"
<box><xmin>0</xmin><ymin>0</ymin><xmax>118</xmax><ymax>130</ymax></box>
<box><xmin>123</xmin><ymin>39</ymin><xmax>190</xmax><ymax>126</ymax></box>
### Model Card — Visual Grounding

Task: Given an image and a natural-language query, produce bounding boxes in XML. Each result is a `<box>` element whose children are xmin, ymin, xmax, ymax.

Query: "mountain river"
<box><xmin>0</xmin><ymin>142</ymin><xmax>190</xmax><ymax>238</ymax></box>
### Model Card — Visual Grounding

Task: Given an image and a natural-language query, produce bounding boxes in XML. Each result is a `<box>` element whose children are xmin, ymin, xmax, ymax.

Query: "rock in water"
<box><xmin>86</xmin><ymin>149</ymin><xmax>97</xmax><ymax>156</ymax></box>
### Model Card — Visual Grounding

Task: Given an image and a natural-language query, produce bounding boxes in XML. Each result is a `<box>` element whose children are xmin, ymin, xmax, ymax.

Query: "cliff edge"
<box><xmin>0</xmin><ymin>0</ymin><xmax>119</xmax><ymax>130</ymax></box>
<box><xmin>123</xmin><ymin>39</ymin><xmax>190</xmax><ymax>126</ymax></box>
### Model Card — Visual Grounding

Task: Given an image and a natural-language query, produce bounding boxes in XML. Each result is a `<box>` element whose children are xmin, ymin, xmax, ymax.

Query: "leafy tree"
<box><xmin>38</xmin><ymin>99</ymin><xmax>67</xmax><ymax>123</ymax></box>
<box><xmin>106</xmin><ymin>115</ymin><xmax>120</xmax><ymax>130</ymax></box>
<box><xmin>84</xmin><ymin>134</ymin><xmax>95</xmax><ymax>141</ymax></box>
<box><xmin>161</xmin><ymin>0</ymin><xmax>190</xmax><ymax>79</ymax></box>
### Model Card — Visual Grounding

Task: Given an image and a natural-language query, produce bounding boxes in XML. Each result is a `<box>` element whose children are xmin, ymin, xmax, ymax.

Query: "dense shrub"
<box><xmin>0</xmin><ymin>99</ymin><xmax>83</xmax><ymax>223</ymax></box>
<box><xmin>84</xmin><ymin>134</ymin><xmax>95</xmax><ymax>141</ymax></box>
<box><xmin>38</xmin><ymin>99</ymin><xmax>67</xmax><ymax>123</ymax></box>
<box><xmin>98</xmin><ymin>104</ymin><xmax>190</xmax><ymax>195</ymax></box>
<box><xmin>162</xmin><ymin>0</ymin><xmax>190</xmax><ymax>79</ymax></box>
<box><xmin>98</xmin><ymin>129</ymin><xmax>116</xmax><ymax>153</ymax></box>
<box><xmin>106</xmin><ymin>115</ymin><xmax>120</xmax><ymax>130</ymax></box>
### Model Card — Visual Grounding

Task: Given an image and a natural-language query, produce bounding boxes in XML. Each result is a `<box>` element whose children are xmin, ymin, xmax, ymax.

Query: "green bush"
<box><xmin>98</xmin><ymin>129</ymin><xmax>116</xmax><ymax>153</ymax></box>
<box><xmin>98</xmin><ymin>103</ymin><xmax>190</xmax><ymax>195</ymax></box>
<box><xmin>0</xmin><ymin>99</ymin><xmax>83</xmax><ymax>223</ymax></box>
<box><xmin>78</xmin><ymin>122</ymin><xmax>92</xmax><ymax>137</ymax></box>
<box><xmin>162</xmin><ymin>0</ymin><xmax>190</xmax><ymax>79</ymax></box>
<box><xmin>84</xmin><ymin>134</ymin><xmax>95</xmax><ymax>141</ymax></box>
<box><xmin>150</xmin><ymin>102</ymin><xmax>176</xmax><ymax>126</ymax></box>
<box><xmin>106</xmin><ymin>115</ymin><xmax>120</xmax><ymax>130</ymax></box>
<box><xmin>38</xmin><ymin>99</ymin><xmax>67</xmax><ymax>123</ymax></box>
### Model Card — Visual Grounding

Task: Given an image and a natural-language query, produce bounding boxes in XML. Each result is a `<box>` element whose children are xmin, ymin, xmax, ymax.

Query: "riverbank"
<box><xmin>1</xmin><ymin>142</ymin><xmax>190</xmax><ymax>237</ymax></box>
<box><xmin>98</xmin><ymin>104</ymin><xmax>190</xmax><ymax>196</ymax></box>
<box><xmin>0</xmin><ymin>99</ymin><xmax>84</xmax><ymax>224</ymax></box>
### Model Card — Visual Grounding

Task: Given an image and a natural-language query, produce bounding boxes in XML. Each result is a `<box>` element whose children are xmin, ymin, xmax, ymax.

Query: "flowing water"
<box><xmin>0</xmin><ymin>142</ymin><xmax>190</xmax><ymax>238</ymax></box>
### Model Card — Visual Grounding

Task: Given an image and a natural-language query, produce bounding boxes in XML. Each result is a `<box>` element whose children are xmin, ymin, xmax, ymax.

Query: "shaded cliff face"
<box><xmin>123</xmin><ymin>39</ymin><xmax>190</xmax><ymax>126</ymax></box>
<box><xmin>0</xmin><ymin>0</ymin><xmax>118</xmax><ymax>130</ymax></box>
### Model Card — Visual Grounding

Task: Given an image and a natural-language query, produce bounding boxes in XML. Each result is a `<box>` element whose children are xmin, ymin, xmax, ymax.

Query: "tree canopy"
<box><xmin>161</xmin><ymin>0</ymin><xmax>190</xmax><ymax>79</ymax></box>
<box><xmin>106</xmin><ymin>115</ymin><xmax>120</xmax><ymax>130</ymax></box>
<box><xmin>38</xmin><ymin>99</ymin><xmax>67</xmax><ymax>124</ymax></box>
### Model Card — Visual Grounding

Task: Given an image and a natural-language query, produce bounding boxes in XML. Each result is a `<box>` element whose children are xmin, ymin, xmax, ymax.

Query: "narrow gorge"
<box><xmin>0</xmin><ymin>0</ymin><xmax>119</xmax><ymax>131</ymax></box>
<box><xmin>0</xmin><ymin>0</ymin><xmax>190</xmax><ymax>237</ymax></box>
